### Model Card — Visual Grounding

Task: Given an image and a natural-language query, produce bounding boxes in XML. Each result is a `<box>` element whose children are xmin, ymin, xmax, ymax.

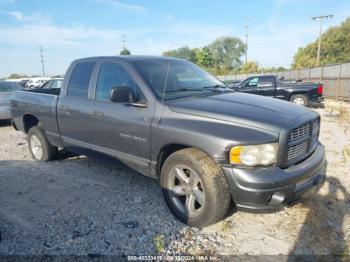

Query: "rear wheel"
<box><xmin>160</xmin><ymin>148</ymin><xmax>231</xmax><ymax>227</ymax></box>
<box><xmin>291</xmin><ymin>94</ymin><xmax>308</xmax><ymax>107</ymax></box>
<box><xmin>28</xmin><ymin>126</ymin><xmax>58</xmax><ymax>161</ymax></box>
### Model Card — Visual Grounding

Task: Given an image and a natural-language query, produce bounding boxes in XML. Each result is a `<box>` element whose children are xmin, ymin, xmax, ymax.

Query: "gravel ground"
<box><xmin>0</xmin><ymin>108</ymin><xmax>349</xmax><ymax>257</ymax></box>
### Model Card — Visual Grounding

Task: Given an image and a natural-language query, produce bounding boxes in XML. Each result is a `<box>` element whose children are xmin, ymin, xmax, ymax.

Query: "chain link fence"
<box><xmin>217</xmin><ymin>62</ymin><xmax>350</xmax><ymax>101</ymax></box>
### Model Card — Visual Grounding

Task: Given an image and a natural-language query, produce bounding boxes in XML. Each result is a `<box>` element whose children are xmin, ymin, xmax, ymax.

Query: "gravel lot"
<box><xmin>0</xmin><ymin>107</ymin><xmax>349</xmax><ymax>257</ymax></box>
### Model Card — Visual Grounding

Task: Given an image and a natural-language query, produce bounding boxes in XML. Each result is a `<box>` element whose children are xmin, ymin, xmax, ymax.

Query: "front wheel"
<box><xmin>28</xmin><ymin>126</ymin><xmax>58</xmax><ymax>161</ymax></box>
<box><xmin>160</xmin><ymin>148</ymin><xmax>231</xmax><ymax>227</ymax></box>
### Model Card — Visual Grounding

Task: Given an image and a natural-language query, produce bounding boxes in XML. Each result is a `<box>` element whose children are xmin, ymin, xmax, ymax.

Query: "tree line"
<box><xmin>292</xmin><ymin>17</ymin><xmax>350</xmax><ymax>69</ymax></box>
<box><xmin>162</xmin><ymin>36</ymin><xmax>287</xmax><ymax>75</ymax></box>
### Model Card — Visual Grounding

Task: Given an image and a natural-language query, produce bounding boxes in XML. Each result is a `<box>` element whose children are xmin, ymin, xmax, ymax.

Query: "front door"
<box><xmin>237</xmin><ymin>77</ymin><xmax>258</xmax><ymax>94</ymax></box>
<box><xmin>90</xmin><ymin>61</ymin><xmax>154</xmax><ymax>174</ymax></box>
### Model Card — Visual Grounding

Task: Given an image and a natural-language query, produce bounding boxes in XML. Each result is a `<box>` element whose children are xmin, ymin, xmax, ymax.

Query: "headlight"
<box><xmin>229</xmin><ymin>143</ymin><xmax>278</xmax><ymax>166</ymax></box>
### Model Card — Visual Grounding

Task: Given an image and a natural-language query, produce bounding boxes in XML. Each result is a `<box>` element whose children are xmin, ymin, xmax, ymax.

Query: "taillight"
<box><xmin>317</xmin><ymin>85</ymin><xmax>323</xmax><ymax>95</ymax></box>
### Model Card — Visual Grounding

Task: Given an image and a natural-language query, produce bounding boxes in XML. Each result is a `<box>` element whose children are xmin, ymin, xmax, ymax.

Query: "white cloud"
<box><xmin>7</xmin><ymin>11</ymin><xmax>23</xmax><ymax>21</ymax></box>
<box><xmin>96</xmin><ymin>0</ymin><xmax>147</xmax><ymax>13</ymax></box>
<box><xmin>0</xmin><ymin>24</ymin><xmax>124</xmax><ymax>47</ymax></box>
<box><xmin>7</xmin><ymin>10</ymin><xmax>51</xmax><ymax>24</ymax></box>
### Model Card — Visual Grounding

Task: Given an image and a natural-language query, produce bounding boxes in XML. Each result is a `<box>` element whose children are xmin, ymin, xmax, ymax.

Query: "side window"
<box><xmin>96</xmin><ymin>62</ymin><xmax>139</xmax><ymax>102</ymax></box>
<box><xmin>42</xmin><ymin>81</ymin><xmax>52</xmax><ymax>89</ymax></box>
<box><xmin>248</xmin><ymin>77</ymin><xmax>258</xmax><ymax>87</ymax></box>
<box><xmin>240</xmin><ymin>78</ymin><xmax>250</xmax><ymax>88</ymax></box>
<box><xmin>67</xmin><ymin>62</ymin><xmax>95</xmax><ymax>98</ymax></box>
<box><xmin>53</xmin><ymin>80</ymin><xmax>63</xmax><ymax>89</ymax></box>
<box><xmin>258</xmin><ymin>76</ymin><xmax>275</xmax><ymax>87</ymax></box>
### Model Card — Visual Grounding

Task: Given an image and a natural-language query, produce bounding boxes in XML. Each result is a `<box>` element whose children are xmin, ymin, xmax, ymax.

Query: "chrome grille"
<box><xmin>286</xmin><ymin>121</ymin><xmax>313</xmax><ymax>163</ymax></box>
<box><xmin>287</xmin><ymin>141</ymin><xmax>309</xmax><ymax>161</ymax></box>
<box><xmin>289</xmin><ymin>122</ymin><xmax>311</xmax><ymax>141</ymax></box>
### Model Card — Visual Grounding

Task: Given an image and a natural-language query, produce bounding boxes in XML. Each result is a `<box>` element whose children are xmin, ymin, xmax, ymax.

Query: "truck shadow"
<box><xmin>289</xmin><ymin>176</ymin><xmax>349</xmax><ymax>259</ymax></box>
<box><xmin>0</xmin><ymin>157</ymin><xmax>186</xmax><ymax>255</ymax></box>
<box><xmin>0</xmin><ymin>120</ymin><xmax>11</xmax><ymax>128</ymax></box>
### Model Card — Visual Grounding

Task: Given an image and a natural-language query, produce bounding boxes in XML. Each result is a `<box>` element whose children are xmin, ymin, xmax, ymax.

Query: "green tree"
<box><xmin>196</xmin><ymin>47</ymin><xmax>214</xmax><ymax>68</ymax></box>
<box><xmin>163</xmin><ymin>46</ymin><xmax>197</xmax><ymax>63</ymax></box>
<box><xmin>120</xmin><ymin>47</ymin><xmax>131</xmax><ymax>55</ymax></box>
<box><xmin>207</xmin><ymin>36</ymin><xmax>246</xmax><ymax>70</ymax></box>
<box><xmin>240</xmin><ymin>61</ymin><xmax>259</xmax><ymax>73</ymax></box>
<box><xmin>8</xmin><ymin>74</ymin><xmax>29</xmax><ymax>79</ymax></box>
<box><xmin>260</xmin><ymin>66</ymin><xmax>288</xmax><ymax>73</ymax></box>
<box><xmin>292</xmin><ymin>17</ymin><xmax>350</xmax><ymax>68</ymax></box>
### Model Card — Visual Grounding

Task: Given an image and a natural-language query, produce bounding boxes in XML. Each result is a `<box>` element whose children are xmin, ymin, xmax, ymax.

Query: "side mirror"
<box><xmin>110</xmin><ymin>86</ymin><xmax>135</xmax><ymax>103</ymax></box>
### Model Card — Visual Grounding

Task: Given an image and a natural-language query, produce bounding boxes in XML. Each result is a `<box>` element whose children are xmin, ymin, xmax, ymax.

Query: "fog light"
<box><xmin>269</xmin><ymin>192</ymin><xmax>285</xmax><ymax>205</ymax></box>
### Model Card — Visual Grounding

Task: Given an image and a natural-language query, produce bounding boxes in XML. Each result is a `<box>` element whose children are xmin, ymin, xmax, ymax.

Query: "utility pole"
<box><xmin>121</xmin><ymin>34</ymin><xmax>126</xmax><ymax>49</ymax></box>
<box><xmin>245</xmin><ymin>20</ymin><xmax>249</xmax><ymax>64</ymax></box>
<box><xmin>311</xmin><ymin>14</ymin><xmax>333</xmax><ymax>66</ymax></box>
<box><xmin>39</xmin><ymin>45</ymin><xmax>46</xmax><ymax>77</ymax></box>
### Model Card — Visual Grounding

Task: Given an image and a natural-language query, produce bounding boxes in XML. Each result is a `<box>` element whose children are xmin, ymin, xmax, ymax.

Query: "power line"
<box><xmin>311</xmin><ymin>14</ymin><xmax>333</xmax><ymax>66</ymax></box>
<box><xmin>39</xmin><ymin>45</ymin><xmax>46</xmax><ymax>77</ymax></box>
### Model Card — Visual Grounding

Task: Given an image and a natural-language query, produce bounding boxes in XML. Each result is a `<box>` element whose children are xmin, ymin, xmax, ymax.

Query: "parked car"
<box><xmin>26</xmin><ymin>77</ymin><xmax>51</xmax><ymax>89</ymax></box>
<box><xmin>231</xmin><ymin>75</ymin><xmax>324</xmax><ymax>107</ymax></box>
<box><xmin>19</xmin><ymin>79</ymin><xmax>30</xmax><ymax>88</ymax></box>
<box><xmin>10</xmin><ymin>56</ymin><xmax>326</xmax><ymax>227</ymax></box>
<box><xmin>0</xmin><ymin>81</ymin><xmax>22</xmax><ymax>120</ymax></box>
<box><xmin>40</xmin><ymin>78</ymin><xmax>64</xmax><ymax>89</ymax></box>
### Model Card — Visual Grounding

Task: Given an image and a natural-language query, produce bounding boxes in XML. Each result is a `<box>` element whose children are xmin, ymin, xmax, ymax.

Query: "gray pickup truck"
<box><xmin>10</xmin><ymin>56</ymin><xmax>327</xmax><ymax>227</ymax></box>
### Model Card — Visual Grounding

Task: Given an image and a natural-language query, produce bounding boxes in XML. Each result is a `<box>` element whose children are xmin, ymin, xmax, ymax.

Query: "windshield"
<box><xmin>0</xmin><ymin>82</ymin><xmax>22</xmax><ymax>92</ymax></box>
<box><xmin>134</xmin><ymin>59</ymin><xmax>232</xmax><ymax>100</ymax></box>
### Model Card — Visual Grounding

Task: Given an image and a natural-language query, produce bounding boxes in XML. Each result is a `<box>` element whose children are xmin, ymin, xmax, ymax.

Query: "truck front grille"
<box><xmin>287</xmin><ymin>141</ymin><xmax>309</xmax><ymax>161</ymax></box>
<box><xmin>284</xmin><ymin>120</ymin><xmax>318</xmax><ymax>165</ymax></box>
<box><xmin>288</xmin><ymin>122</ymin><xmax>311</xmax><ymax>142</ymax></box>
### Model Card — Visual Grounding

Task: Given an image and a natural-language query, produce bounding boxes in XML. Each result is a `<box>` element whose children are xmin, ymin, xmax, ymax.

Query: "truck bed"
<box><xmin>10</xmin><ymin>89</ymin><xmax>61</xmax><ymax>141</ymax></box>
<box><xmin>25</xmin><ymin>88</ymin><xmax>61</xmax><ymax>96</ymax></box>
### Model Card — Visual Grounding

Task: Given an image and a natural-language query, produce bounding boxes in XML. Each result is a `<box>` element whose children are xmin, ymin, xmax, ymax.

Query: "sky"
<box><xmin>0</xmin><ymin>0</ymin><xmax>349</xmax><ymax>77</ymax></box>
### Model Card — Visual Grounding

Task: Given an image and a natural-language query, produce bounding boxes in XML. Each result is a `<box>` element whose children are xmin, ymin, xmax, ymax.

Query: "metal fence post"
<box><xmin>320</xmin><ymin>65</ymin><xmax>324</xmax><ymax>82</ymax></box>
<box><xmin>308</xmin><ymin>67</ymin><xmax>311</xmax><ymax>81</ymax></box>
<box><xmin>336</xmin><ymin>64</ymin><xmax>342</xmax><ymax>100</ymax></box>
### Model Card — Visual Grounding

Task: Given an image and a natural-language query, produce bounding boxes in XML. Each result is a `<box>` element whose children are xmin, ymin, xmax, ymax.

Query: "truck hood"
<box><xmin>167</xmin><ymin>92</ymin><xmax>313</xmax><ymax>133</ymax></box>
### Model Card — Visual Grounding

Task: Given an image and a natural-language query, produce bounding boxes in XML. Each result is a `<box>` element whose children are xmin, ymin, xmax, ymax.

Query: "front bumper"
<box><xmin>222</xmin><ymin>143</ymin><xmax>326</xmax><ymax>211</ymax></box>
<box><xmin>0</xmin><ymin>105</ymin><xmax>11</xmax><ymax>120</ymax></box>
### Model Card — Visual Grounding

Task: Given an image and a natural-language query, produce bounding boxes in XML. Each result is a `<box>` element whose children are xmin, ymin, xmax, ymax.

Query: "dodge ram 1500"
<box><xmin>10</xmin><ymin>56</ymin><xmax>327</xmax><ymax>227</ymax></box>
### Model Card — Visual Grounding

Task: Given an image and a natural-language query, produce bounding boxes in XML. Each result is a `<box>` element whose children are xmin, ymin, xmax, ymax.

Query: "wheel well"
<box><xmin>23</xmin><ymin>114</ymin><xmax>39</xmax><ymax>133</ymax></box>
<box><xmin>290</xmin><ymin>93</ymin><xmax>307</xmax><ymax>100</ymax></box>
<box><xmin>157</xmin><ymin>144</ymin><xmax>190</xmax><ymax>176</ymax></box>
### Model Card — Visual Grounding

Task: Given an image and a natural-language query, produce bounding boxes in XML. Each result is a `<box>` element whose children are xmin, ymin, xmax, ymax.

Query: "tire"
<box><xmin>160</xmin><ymin>148</ymin><xmax>231</xmax><ymax>227</ymax></box>
<box><xmin>291</xmin><ymin>94</ymin><xmax>308</xmax><ymax>107</ymax></box>
<box><xmin>27</xmin><ymin>126</ymin><xmax>58</xmax><ymax>161</ymax></box>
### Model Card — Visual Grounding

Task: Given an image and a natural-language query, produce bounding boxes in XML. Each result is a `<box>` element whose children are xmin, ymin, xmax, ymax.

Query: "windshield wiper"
<box><xmin>203</xmin><ymin>84</ymin><xmax>228</xmax><ymax>89</ymax></box>
<box><xmin>164</xmin><ymin>88</ymin><xmax>204</xmax><ymax>93</ymax></box>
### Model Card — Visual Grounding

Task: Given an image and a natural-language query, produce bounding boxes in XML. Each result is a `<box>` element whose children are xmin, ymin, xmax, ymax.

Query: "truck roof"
<box><xmin>72</xmin><ymin>55</ymin><xmax>186</xmax><ymax>63</ymax></box>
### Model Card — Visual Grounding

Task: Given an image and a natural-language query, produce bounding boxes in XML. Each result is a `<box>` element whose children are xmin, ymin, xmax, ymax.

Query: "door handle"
<box><xmin>91</xmin><ymin>111</ymin><xmax>104</xmax><ymax>117</ymax></box>
<box><xmin>60</xmin><ymin>106</ymin><xmax>69</xmax><ymax>111</ymax></box>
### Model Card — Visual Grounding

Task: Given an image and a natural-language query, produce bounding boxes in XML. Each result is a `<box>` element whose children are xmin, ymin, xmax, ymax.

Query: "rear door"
<box><xmin>89</xmin><ymin>60</ymin><xmax>154</xmax><ymax>174</ymax></box>
<box><xmin>257</xmin><ymin>76</ymin><xmax>276</xmax><ymax>97</ymax></box>
<box><xmin>57</xmin><ymin>60</ymin><xmax>97</xmax><ymax>150</ymax></box>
